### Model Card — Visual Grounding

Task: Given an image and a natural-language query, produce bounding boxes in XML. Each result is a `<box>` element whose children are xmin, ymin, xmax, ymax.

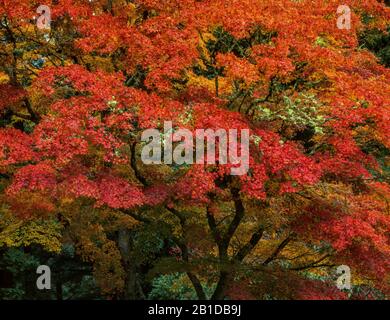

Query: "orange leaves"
<box><xmin>0</xmin><ymin>0</ymin><xmax>389</xmax><ymax>299</ymax></box>
<box><xmin>0</xmin><ymin>0</ymin><xmax>33</xmax><ymax>21</ymax></box>
<box><xmin>216</xmin><ymin>53</ymin><xmax>259</xmax><ymax>84</ymax></box>
<box><xmin>252</xmin><ymin>42</ymin><xmax>295</xmax><ymax>81</ymax></box>
<box><xmin>76</xmin><ymin>13</ymin><xmax>131</xmax><ymax>54</ymax></box>
<box><xmin>33</xmin><ymin>65</ymin><xmax>126</xmax><ymax>102</ymax></box>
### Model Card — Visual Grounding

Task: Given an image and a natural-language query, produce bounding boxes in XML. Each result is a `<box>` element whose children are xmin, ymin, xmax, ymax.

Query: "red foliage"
<box><xmin>0</xmin><ymin>0</ymin><xmax>389</xmax><ymax>299</ymax></box>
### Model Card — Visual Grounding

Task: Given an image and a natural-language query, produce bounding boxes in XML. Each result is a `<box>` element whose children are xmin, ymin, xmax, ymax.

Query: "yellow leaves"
<box><xmin>61</xmin><ymin>200</ymin><xmax>138</xmax><ymax>240</ymax></box>
<box><xmin>83</xmin><ymin>55</ymin><xmax>116</xmax><ymax>72</ymax></box>
<box><xmin>21</xmin><ymin>24</ymin><xmax>37</xmax><ymax>34</ymax></box>
<box><xmin>55</xmin><ymin>201</ymin><xmax>139</xmax><ymax>295</ymax></box>
<box><xmin>100</xmin><ymin>208</ymin><xmax>139</xmax><ymax>232</ymax></box>
<box><xmin>125</xmin><ymin>2</ymin><xmax>138</xmax><ymax>25</ymax></box>
<box><xmin>92</xmin><ymin>240</ymin><xmax>125</xmax><ymax>296</ymax></box>
<box><xmin>186</xmin><ymin>71</ymin><xmax>231</xmax><ymax>95</ymax></box>
<box><xmin>186</xmin><ymin>71</ymin><xmax>215</xmax><ymax>91</ymax></box>
<box><xmin>281</xmin><ymin>242</ymin><xmax>330</xmax><ymax>275</ymax></box>
<box><xmin>197</xmin><ymin>32</ymin><xmax>216</xmax><ymax>57</ymax></box>
<box><xmin>27</xmin><ymin>86</ymin><xmax>53</xmax><ymax>115</ymax></box>
<box><xmin>0</xmin><ymin>208</ymin><xmax>62</xmax><ymax>253</ymax></box>
<box><xmin>59</xmin><ymin>196</ymin><xmax>74</xmax><ymax>207</ymax></box>
<box><xmin>315</xmin><ymin>35</ymin><xmax>343</xmax><ymax>48</ymax></box>
<box><xmin>0</xmin><ymin>72</ymin><xmax>10</xmax><ymax>84</ymax></box>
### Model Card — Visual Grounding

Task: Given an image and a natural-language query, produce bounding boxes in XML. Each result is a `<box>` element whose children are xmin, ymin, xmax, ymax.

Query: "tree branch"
<box><xmin>167</xmin><ymin>206</ymin><xmax>206</xmax><ymax>300</ymax></box>
<box><xmin>220</xmin><ymin>187</ymin><xmax>246</xmax><ymax>256</ymax></box>
<box><xmin>290</xmin><ymin>254</ymin><xmax>332</xmax><ymax>271</ymax></box>
<box><xmin>262</xmin><ymin>235</ymin><xmax>293</xmax><ymax>265</ymax></box>
<box><xmin>130</xmin><ymin>140</ymin><xmax>149</xmax><ymax>186</ymax></box>
<box><xmin>234</xmin><ymin>225</ymin><xmax>264</xmax><ymax>262</ymax></box>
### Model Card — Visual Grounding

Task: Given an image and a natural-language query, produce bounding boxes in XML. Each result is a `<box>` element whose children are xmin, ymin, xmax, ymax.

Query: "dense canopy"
<box><xmin>0</xmin><ymin>0</ymin><xmax>389</xmax><ymax>300</ymax></box>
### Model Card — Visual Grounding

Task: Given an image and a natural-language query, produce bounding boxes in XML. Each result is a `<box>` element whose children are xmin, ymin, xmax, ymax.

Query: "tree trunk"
<box><xmin>211</xmin><ymin>271</ymin><xmax>229</xmax><ymax>300</ymax></box>
<box><xmin>118</xmin><ymin>229</ymin><xmax>142</xmax><ymax>300</ymax></box>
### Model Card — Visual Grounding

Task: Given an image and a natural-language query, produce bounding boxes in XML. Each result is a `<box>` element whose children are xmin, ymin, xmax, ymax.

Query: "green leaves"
<box><xmin>255</xmin><ymin>94</ymin><xmax>326</xmax><ymax>135</ymax></box>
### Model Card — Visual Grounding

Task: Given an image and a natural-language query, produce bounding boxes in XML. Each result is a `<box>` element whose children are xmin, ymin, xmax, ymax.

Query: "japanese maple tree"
<box><xmin>0</xmin><ymin>0</ymin><xmax>389</xmax><ymax>299</ymax></box>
